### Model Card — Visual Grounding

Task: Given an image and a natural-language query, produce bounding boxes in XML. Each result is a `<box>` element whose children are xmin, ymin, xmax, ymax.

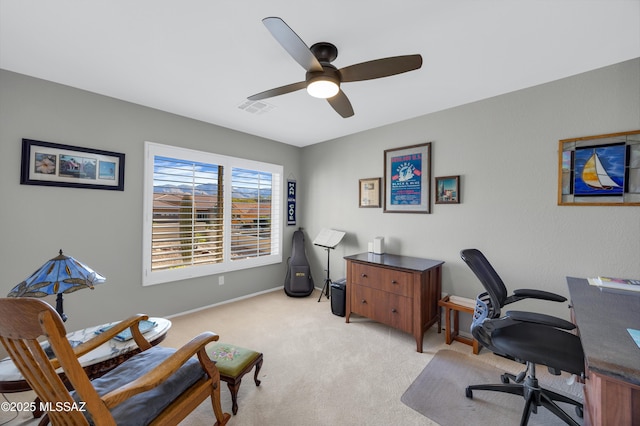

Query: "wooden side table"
<box><xmin>438</xmin><ymin>295</ymin><xmax>480</xmax><ymax>354</ymax></box>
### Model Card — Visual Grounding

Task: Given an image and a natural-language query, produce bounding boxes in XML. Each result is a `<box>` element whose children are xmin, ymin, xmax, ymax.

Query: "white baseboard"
<box><xmin>166</xmin><ymin>286</ymin><xmax>283</xmax><ymax>319</ymax></box>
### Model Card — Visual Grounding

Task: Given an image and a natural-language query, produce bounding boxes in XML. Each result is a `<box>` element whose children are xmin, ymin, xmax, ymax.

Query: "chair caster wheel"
<box><xmin>500</xmin><ymin>374</ymin><xmax>510</xmax><ymax>383</ymax></box>
<box><xmin>465</xmin><ymin>387</ymin><xmax>473</xmax><ymax>398</ymax></box>
<box><xmin>575</xmin><ymin>406</ymin><xmax>583</xmax><ymax>418</ymax></box>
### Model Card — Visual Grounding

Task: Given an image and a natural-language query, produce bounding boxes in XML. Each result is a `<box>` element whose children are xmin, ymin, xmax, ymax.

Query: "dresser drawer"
<box><xmin>351</xmin><ymin>284</ymin><xmax>413</xmax><ymax>333</ymax></box>
<box><xmin>351</xmin><ymin>284</ymin><xmax>375</xmax><ymax>319</ymax></box>
<box><xmin>351</xmin><ymin>263</ymin><xmax>412</xmax><ymax>297</ymax></box>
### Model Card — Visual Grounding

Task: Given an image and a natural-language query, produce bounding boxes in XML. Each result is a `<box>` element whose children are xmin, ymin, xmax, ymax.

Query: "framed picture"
<box><xmin>383</xmin><ymin>142</ymin><xmax>432</xmax><ymax>213</ymax></box>
<box><xmin>359</xmin><ymin>177</ymin><xmax>381</xmax><ymax>208</ymax></box>
<box><xmin>435</xmin><ymin>175</ymin><xmax>460</xmax><ymax>204</ymax></box>
<box><xmin>557</xmin><ymin>130</ymin><xmax>640</xmax><ymax>206</ymax></box>
<box><xmin>20</xmin><ymin>139</ymin><xmax>125</xmax><ymax>191</ymax></box>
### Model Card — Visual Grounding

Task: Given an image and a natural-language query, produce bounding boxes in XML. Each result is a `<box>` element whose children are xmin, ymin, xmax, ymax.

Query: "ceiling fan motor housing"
<box><xmin>306</xmin><ymin>65</ymin><xmax>340</xmax><ymax>87</ymax></box>
<box><xmin>310</xmin><ymin>42</ymin><xmax>338</xmax><ymax>63</ymax></box>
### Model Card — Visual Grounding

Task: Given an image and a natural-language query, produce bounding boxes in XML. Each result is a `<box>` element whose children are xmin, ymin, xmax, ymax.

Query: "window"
<box><xmin>143</xmin><ymin>142</ymin><xmax>282</xmax><ymax>286</ymax></box>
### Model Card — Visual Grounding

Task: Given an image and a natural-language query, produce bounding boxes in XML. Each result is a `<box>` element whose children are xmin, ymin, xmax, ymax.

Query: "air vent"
<box><xmin>238</xmin><ymin>100</ymin><xmax>275</xmax><ymax>115</ymax></box>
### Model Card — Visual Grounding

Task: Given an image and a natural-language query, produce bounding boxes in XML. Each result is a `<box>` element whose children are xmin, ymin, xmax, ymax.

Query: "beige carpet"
<box><xmin>0</xmin><ymin>289</ymin><xmax>583</xmax><ymax>425</ymax></box>
<box><xmin>401</xmin><ymin>349</ymin><xmax>584</xmax><ymax>426</ymax></box>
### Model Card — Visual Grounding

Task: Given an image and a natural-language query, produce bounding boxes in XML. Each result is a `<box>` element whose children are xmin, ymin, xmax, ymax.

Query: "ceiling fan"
<box><xmin>247</xmin><ymin>17</ymin><xmax>423</xmax><ymax>118</ymax></box>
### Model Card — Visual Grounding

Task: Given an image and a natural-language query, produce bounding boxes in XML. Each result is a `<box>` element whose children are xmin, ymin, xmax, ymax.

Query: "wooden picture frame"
<box><xmin>557</xmin><ymin>130</ymin><xmax>640</xmax><ymax>206</ymax></box>
<box><xmin>435</xmin><ymin>175</ymin><xmax>460</xmax><ymax>204</ymax></box>
<box><xmin>359</xmin><ymin>177</ymin><xmax>381</xmax><ymax>208</ymax></box>
<box><xmin>20</xmin><ymin>139</ymin><xmax>125</xmax><ymax>191</ymax></box>
<box><xmin>384</xmin><ymin>142</ymin><xmax>432</xmax><ymax>213</ymax></box>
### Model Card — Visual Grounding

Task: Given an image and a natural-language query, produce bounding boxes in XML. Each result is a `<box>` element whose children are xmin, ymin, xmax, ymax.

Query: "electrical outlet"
<box><xmin>218</xmin><ymin>276</ymin><xmax>224</xmax><ymax>285</ymax></box>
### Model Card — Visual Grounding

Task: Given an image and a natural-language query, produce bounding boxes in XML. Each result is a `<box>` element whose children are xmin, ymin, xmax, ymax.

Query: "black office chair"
<box><xmin>460</xmin><ymin>248</ymin><xmax>570</xmax><ymax>383</ymax></box>
<box><xmin>460</xmin><ymin>249</ymin><xmax>585</xmax><ymax>425</ymax></box>
<box><xmin>460</xmin><ymin>248</ymin><xmax>568</xmax><ymax>310</ymax></box>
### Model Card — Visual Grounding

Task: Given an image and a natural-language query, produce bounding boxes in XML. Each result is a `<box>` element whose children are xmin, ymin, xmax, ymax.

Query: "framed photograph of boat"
<box><xmin>558</xmin><ymin>130</ymin><xmax>640</xmax><ymax>206</ymax></box>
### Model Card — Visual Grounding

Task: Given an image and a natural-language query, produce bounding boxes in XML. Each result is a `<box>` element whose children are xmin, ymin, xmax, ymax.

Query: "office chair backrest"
<box><xmin>460</xmin><ymin>249</ymin><xmax>508</xmax><ymax>315</ymax></box>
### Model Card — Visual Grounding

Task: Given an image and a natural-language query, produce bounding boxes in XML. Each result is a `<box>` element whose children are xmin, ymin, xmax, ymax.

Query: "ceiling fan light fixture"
<box><xmin>306</xmin><ymin>76</ymin><xmax>339</xmax><ymax>99</ymax></box>
<box><xmin>250</xmin><ymin>18</ymin><xmax>423</xmax><ymax>117</ymax></box>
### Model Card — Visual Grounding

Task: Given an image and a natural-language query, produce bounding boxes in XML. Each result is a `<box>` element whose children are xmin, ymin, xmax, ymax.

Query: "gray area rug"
<box><xmin>401</xmin><ymin>349</ymin><xmax>584</xmax><ymax>426</ymax></box>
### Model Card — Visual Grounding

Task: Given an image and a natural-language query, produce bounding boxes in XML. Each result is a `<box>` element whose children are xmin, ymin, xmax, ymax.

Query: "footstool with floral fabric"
<box><xmin>207</xmin><ymin>342</ymin><xmax>263</xmax><ymax>415</ymax></box>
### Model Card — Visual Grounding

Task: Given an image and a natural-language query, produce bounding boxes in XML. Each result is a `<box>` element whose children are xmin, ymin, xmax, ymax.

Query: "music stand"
<box><xmin>313</xmin><ymin>229</ymin><xmax>346</xmax><ymax>302</ymax></box>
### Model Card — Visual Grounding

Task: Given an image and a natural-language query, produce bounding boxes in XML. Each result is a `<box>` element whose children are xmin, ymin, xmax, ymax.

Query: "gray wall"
<box><xmin>1</xmin><ymin>58</ymin><xmax>639</xmax><ymax>337</ymax></box>
<box><xmin>300</xmin><ymin>58</ymin><xmax>640</xmax><ymax>321</ymax></box>
<box><xmin>0</xmin><ymin>70</ymin><xmax>302</xmax><ymax>333</ymax></box>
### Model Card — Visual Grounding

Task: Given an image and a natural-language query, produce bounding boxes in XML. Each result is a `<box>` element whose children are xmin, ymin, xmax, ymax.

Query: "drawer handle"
<box><xmin>391</xmin><ymin>308</ymin><xmax>398</xmax><ymax>313</ymax></box>
<box><xmin>361</xmin><ymin>299</ymin><xmax>367</xmax><ymax>304</ymax></box>
<box><xmin>391</xmin><ymin>280</ymin><xmax>398</xmax><ymax>284</ymax></box>
<box><xmin>361</xmin><ymin>273</ymin><xmax>368</xmax><ymax>278</ymax></box>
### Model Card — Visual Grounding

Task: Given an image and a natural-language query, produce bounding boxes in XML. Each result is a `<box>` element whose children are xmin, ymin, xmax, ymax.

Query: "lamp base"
<box><xmin>56</xmin><ymin>293</ymin><xmax>67</xmax><ymax>322</ymax></box>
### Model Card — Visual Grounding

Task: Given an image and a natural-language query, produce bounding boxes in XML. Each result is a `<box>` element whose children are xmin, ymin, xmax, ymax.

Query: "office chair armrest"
<box><xmin>510</xmin><ymin>289</ymin><xmax>566</xmax><ymax>303</ymax></box>
<box><xmin>505</xmin><ymin>310</ymin><xmax>576</xmax><ymax>330</ymax></box>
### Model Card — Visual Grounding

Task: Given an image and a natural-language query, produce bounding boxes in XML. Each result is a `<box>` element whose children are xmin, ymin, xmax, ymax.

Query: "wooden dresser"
<box><xmin>344</xmin><ymin>253</ymin><xmax>444</xmax><ymax>352</ymax></box>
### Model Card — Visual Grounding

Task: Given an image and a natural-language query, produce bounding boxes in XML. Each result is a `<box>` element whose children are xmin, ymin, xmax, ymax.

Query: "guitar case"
<box><xmin>284</xmin><ymin>229</ymin><xmax>314</xmax><ymax>297</ymax></box>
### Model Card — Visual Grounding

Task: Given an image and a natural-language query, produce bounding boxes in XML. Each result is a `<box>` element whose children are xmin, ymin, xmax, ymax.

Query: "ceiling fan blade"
<box><xmin>248</xmin><ymin>81</ymin><xmax>307</xmax><ymax>101</ymax></box>
<box><xmin>339</xmin><ymin>54</ymin><xmax>423</xmax><ymax>82</ymax></box>
<box><xmin>262</xmin><ymin>17</ymin><xmax>323</xmax><ymax>73</ymax></box>
<box><xmin>327</xmin><ymin>90</ymin><xmax>354</xmax><ymax>118</ymax></box>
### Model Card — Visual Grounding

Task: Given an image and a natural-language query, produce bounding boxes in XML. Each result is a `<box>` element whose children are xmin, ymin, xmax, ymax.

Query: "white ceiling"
<box><xmin>1</xmin><ymin>1</ymin><xmax>639</xmax><ymax>147</ymax></box>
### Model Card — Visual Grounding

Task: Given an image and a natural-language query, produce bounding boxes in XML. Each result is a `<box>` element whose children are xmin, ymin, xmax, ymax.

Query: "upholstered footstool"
<box><xmin>207</xmin><ymin>342</ymin><xmax>263</xmax><ymax>415</ymax></box>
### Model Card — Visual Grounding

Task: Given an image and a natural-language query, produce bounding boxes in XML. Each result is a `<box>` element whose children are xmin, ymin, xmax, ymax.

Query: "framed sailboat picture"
<box><xmin>574</xmin><ymin>144</ymin><xmax>625</xmax><ymax>196</ymax></box>
<box><xmin>558</xmin><ymin>130</ymin><xmax>640</xmax><ymax>206</ymax></box>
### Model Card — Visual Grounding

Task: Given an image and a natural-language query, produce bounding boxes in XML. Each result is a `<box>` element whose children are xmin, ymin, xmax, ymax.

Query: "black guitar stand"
<box><xmin>317</xmin><ymin>245</ymin><xmax>333</xmax><ymax>302</ymax></box>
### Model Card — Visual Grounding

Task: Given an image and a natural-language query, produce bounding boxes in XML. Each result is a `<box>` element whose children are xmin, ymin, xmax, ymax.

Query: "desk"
<box><xmin>0</xmin><ymin>317</ymin><xmax>171</xmax><ymax>394</ymax></box>
<box><xmin>345</xmin><ymin>253</ymin><xmax>444</xmax><ymax>352</ymax></box>
<box><xmin>566</xmin><ymin>277</ymin><xmax>640</xmax><ymax>425</ymax></box>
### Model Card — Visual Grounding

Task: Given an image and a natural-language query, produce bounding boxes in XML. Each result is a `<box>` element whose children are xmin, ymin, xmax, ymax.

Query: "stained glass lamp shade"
<box><xmin>7</xmin><ymin>249</ymin><xmax>105</xmax><ymax>322</ymax></box>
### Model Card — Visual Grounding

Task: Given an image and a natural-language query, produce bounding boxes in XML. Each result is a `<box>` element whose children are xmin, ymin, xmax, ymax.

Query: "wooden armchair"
<box><xmin>0</xmin><ymin>298</ymin><xmax>230</xmax><ymax>426</ymax></box>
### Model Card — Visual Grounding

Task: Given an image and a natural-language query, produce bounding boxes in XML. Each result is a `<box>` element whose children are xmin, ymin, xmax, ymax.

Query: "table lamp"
<box><xmin>7</xmin><ymin>249</ymin><xmax>106</xmax><ymax>322</ymax></box>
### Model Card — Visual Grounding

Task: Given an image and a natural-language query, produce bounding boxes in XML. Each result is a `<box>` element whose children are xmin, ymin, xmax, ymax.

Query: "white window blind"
<box><xmin>231</xmin><ymin>167</ymin><xmax>279</xmax><ymax>260</ymax></box>
<box><xmin>143</xmin><ymin>142</ymin><xmax>282</xmax><ymax>286</ymax></box>
<box><xmin>150</xmin><ymin>156</ymin><xmax>223</xmax><ymax>271</ymax></box>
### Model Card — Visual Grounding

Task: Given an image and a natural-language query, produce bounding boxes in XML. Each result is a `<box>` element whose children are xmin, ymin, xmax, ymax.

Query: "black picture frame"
<box><xmin>20</xmin><ymin>139</ymin><xmax>125</xmax><ymax>191</ymax></box>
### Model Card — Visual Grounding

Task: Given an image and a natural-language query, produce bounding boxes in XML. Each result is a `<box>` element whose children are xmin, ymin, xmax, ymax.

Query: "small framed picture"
<box><xmin>20</xmin><ymin>139</ymin><xmax>125</xmax><ymax>191</ymax></box>
<box><xmin>435</xmin><ymin>175</ymin><xmax>460</xmax><ymax>204</ymax></box>
<box><xmin>359</xmin><ymin>177</ymin><xmax>381</xmax><ymax>208</ymax></box>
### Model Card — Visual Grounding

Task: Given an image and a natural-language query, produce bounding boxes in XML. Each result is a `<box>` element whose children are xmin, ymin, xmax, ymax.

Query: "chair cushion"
<box><xmin>73</xmin><ymin>346</ymin><xmax>204</xmax><ymax>426</ymax></box>
<box><xmin>492</xmin><ymin>322</ymin><xmax>585</xmax><ymax>376</ymax></box>
<box><xmin>207</xmin><ymin>343</ymin><xmax>260</xmax><ymax>377</ymax></box>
